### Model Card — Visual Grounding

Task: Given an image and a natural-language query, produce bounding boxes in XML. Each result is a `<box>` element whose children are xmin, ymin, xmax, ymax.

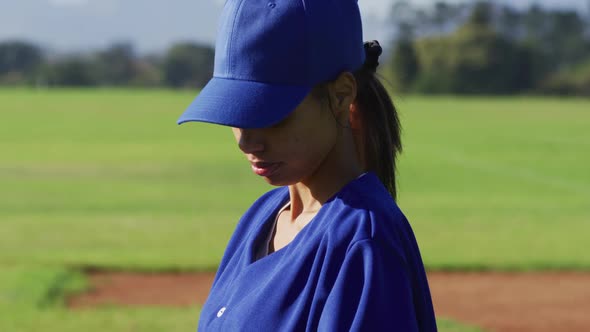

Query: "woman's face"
<box><xmin>231</xmin><ymin>92</ymin><xmax>339</xmax><ymax>187</ymax></box>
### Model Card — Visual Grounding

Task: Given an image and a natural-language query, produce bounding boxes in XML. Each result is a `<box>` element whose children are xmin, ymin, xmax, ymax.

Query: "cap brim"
<box><xmin>177</xmin><ymin>77</ymin><xmax>312</xmax><ymax>129</ymax></box>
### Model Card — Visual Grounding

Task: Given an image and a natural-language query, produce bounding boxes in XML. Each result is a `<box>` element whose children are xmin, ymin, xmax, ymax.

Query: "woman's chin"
<box><xmin>262</xmin><ymin>177</ymin><xmax>291</xmax><ymax>187</ymax></box>
<box><xmin>259</xmin><ymin>172</ymin><xmax>300</xmax><ymax>187</ymax></box>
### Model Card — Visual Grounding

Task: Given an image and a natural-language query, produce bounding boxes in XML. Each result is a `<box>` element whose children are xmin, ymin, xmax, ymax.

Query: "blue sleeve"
<box><xmin>318</xmin><ymin>239</ymin><xmax>420</xmax><ymax>332</ymax></box>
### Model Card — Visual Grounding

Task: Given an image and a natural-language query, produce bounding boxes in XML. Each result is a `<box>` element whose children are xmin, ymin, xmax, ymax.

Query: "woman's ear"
<box><xmin>329</xmin><ymin>72</ymin><xmax>357</xmax><ymax>116</ymax></box>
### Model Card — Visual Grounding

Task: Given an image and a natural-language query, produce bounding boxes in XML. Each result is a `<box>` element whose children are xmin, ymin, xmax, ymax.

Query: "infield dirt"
<box><xmin>68</xmin><ymin>271</ymin><xmax>590</xmax><ymax>332</ymax></box>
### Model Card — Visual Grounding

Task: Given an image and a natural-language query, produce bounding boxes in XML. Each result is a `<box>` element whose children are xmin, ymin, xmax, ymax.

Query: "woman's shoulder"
<box><xmin>321</xmin><ymin>172</ymin><xmax>412</xmax><ymax>254</ymax></box>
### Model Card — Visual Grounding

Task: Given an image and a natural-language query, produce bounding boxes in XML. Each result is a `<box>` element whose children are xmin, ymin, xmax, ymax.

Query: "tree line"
<box><xmin>0</xmin><ymin>41</ymin><xmax>214</xmax><ymax>89</ymax></box>
<box><xmin>389</xmin><ymin>1</ymin><xmax>590</xmax><ymax>95</ymax></box>
<box><xmin>1</xmin><ymin>1</ymin><xmax>590</xmax><ymax>95</ymax></box>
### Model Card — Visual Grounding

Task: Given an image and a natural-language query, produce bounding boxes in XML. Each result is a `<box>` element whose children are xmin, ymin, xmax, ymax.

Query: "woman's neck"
<box><xmin>287</xmin><ymin>131</ymin><xmax>363</xmax><ymax>221</ymax></box>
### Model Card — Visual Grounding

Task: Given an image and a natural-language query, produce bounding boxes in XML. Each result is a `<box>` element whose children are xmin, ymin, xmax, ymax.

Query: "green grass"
<box><xmin>1</xmin><ymin>89</ymin><xmax>588</xmax><ymax>271</ymax></box>
<box><xmin>1</xmin><ymin>88</ymin><xmax>266</xmax><ymax>271</ymax></box>
<box><xmin>3</xmin><ymin>308</ymin><xmax>199</xmax><ymax>332</ymax></box>
<box><xmin>0</xmin><ymin>267</ymin><xmax>85</xmax><ymax>311</ymax></box>
<box><xmin>1</xmin><ymin>88</ymin><xmax>588</xmax><ymax>331</ymax></box>
<box><xmin>395</xmin><ymin>96</ymin><xmax>590</xmax><ymax>270</ymax></box>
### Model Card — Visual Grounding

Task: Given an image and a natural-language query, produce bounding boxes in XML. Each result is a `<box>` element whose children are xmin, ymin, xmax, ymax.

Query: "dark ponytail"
<box><xmin>354</xmin><ymin>41</ymin><xmax>402</xmax><ymax>200</ymax></box>
<box><xmin>312</xmin><ymin>41</ymin><xmax>402</xmax><ymax>200</ymax></box>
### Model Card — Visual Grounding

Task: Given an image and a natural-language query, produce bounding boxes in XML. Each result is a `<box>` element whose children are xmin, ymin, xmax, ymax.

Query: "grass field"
<box><xmin>1</xmin><ymin>88</ymin><xmax>589</xmax><ymax>331</ymax></box>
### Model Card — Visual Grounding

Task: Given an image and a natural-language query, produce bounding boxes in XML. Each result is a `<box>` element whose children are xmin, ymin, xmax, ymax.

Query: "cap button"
<box><xmin>268</xmin><ymin>2</ymin><xmax>276</xmax><ymax>9</ymax></box>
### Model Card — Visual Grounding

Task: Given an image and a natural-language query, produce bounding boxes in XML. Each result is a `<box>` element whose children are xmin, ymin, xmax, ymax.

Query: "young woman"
<box><xmin>178</xmin><ymin>0</ymin><xmax>436</xmax><ymax>331</ymax></box>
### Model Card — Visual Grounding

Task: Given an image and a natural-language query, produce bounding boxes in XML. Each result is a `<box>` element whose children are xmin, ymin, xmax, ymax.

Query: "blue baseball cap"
<box><xmin>177</xmin><ymin>0</ymin><xmax>366</xmax><ymax>129</ymax></box>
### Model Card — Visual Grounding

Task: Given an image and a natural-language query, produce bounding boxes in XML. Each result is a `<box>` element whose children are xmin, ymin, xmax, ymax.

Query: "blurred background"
<box><xmin>1</xmin><ymin>0</ymin><xmax>590</xmax><ymax>94</ymax></box>
<box><xmin>1</xmin><ymin>1</ymin><xmax>589</xmax><ymax>331</ymax></box>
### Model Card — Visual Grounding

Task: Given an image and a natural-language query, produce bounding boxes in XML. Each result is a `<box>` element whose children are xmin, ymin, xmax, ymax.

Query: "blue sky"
<box><xmin>1</xmin><ymin>0</ymin><xmax>588</xmax><ymax>54</ymax></box>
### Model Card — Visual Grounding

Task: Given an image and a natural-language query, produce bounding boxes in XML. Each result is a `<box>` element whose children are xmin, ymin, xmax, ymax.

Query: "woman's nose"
<box><xmin>233</xmin><ymin>128</ymin><xmax>265</xmax><ymax>154</ymax></box>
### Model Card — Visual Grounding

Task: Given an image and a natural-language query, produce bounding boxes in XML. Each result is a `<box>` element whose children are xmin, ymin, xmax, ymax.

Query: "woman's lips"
<box><xmin>251</xmin><ymin>162</ymin><xmax>281</xmax><ymax>177</ymax></box>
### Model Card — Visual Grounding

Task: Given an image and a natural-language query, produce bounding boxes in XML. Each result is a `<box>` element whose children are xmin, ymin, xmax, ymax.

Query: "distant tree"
<box><xmin>496</xmin><ymin>6</ymin><xmax>524</xmax><ymax>41</ymax></box>
<box><xmin>430</xmin><ymin>2</ymin><xmax>461</xmax><ymax>34</ymax></box>
<box><xmin>131</xmin><ymin>56</ymin><xmax>163</xmax><ymax>87</ymax></box>
<box><xmin>163</xmin><ymin>43</ymin><xmax>214</xmax><ymax>88</ymax></box>
<box><xmin>42</xmin><ymin>57</ymin><xmax>97</xmax><ymax>86</ymax></box>
<box><xmin>538</xmin><ymin>56</ymin><xmax>590</xmax><ymax>96</ymax></box>
<box><xmin>390</xmin><ymin>0</ymin><xmax>416</xmax><ymax>39</ymax></box>
<box><xmin>515</xmin><ymin>5</ymin><xmax>590</xmax><ymax>84</ymax></box>
<box><xmin>389</xmin><ymin>0</ymin><xmax>469</xmax><ymax>39</ymax></box>
<box><xmin>385</xmin><ymin>0</ymin><xmax>590</xmax><ymax>95</ymax></box>
<box><xmin>93</xmin><ymin>42</ymin><xmax>137</xmax><ymax>86</ymax></box>
<box><xmin>413</xmin><ymin>8</ymin><xmax>532</xmax><ymax>94</ymax></box>
<box><xmin>0</xmin><ymin>40</ymin><xmax>43</xmax><ymax>75</ymax></box>
<box><xmin>547</xmin><ymin>11</ymin><xmax>589</xmax><ymax>66</ymax></box>
<box><xmin>469</xmin><ymin>1</ymin><xmax>493</xmax><ymax>27</ymax></box>
<box><xmin>390</xmin><ymin>25</ymin><xmax>419</xmax><ymax>92</ymax></box>
<box><xmin>0</xmin><ymin>40</ymin><xmax>43</xmax><ymax>84</ymax></box>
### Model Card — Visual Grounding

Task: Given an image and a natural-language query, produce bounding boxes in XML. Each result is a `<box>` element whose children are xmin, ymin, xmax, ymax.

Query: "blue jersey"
<box><xmin>198</xmin><ymin>173</ymin><xmax>437</xmax><ymax>331</ymax></box>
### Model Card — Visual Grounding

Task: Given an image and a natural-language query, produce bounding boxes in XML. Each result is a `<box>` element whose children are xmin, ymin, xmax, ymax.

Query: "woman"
<box><xmin>178</xmin><ymin>0</ymin><xmax>437</xmax><ymax>330</ymax></box>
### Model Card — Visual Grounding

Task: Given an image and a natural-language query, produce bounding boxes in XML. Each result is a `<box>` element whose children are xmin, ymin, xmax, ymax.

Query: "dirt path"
<box><xmin>68</xmin><ymin>271</ymin><xmax>590</xmax><ymax>332</ymax></box>
<box><xmin>428</xmin><ymin>272</ymin><xmax>590</xmax><ymax>332</ymax></box>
